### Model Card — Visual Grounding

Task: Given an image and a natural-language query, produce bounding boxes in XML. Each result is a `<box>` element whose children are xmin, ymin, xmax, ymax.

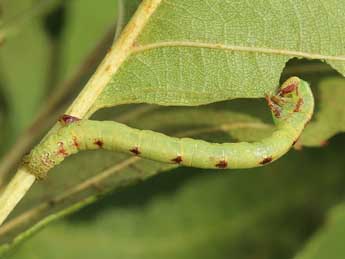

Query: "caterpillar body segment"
<box><xmin>23</xmin><ymin>77</ymin><xmax>314</xmax><ymax>179</ymax></box>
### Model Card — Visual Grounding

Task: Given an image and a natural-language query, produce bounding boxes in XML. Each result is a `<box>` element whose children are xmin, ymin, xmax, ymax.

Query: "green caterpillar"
<box><xmin>23</xmin><ymin>77</ymin><xmax>314</xmax><ymax>179</ymax></box>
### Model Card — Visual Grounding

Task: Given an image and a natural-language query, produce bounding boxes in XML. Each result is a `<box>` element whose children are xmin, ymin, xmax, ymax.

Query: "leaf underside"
<box><xmin>92</xmin><ymin>0</ymin><xmax>345</xmax><ymax>112</ymax></box>
<box><xmin>0</xmin><ymin>0</ymin><xmax>345</xmax><ymax>257</ymax></box>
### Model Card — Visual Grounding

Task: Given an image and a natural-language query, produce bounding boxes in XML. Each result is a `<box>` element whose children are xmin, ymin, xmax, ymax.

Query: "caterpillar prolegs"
<box><xmin>23</xmin><ymin>77</ymin><xmax>314</xmax><ymax>179</ymax></box>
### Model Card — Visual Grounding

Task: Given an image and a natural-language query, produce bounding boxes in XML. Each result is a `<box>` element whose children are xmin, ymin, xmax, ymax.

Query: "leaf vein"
<box><xmin>131</xmin><ymin>41</ymin><xmax>345</xmax><ymax>61</ymax></box>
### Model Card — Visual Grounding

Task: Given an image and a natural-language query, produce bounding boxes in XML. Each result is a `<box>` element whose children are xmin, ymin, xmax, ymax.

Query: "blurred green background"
<box><xmin>0</xmin><ymin>1</ymin><xmax>344</xmax><ymax>258</ymax></box>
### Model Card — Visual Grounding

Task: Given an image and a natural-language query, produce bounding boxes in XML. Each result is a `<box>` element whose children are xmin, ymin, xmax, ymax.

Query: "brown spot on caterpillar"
<box><xmin>59</xmin><ymin>114</ymin><xmax>80</xmax><ymax>125</ymax></box>
<box><xmin>72</xmin><ymin>136</ymin><xmax>80</xmax><ymax>149</ymax></box>
<box><xmin>57</xmin><ymin>142</ymin><xmax>68</xmax><ymax>156</ymax></box>
<box><xmin>265</xmin><ymin>94</ymin><xmax>273</xmax><ymax>106</ymax></box>
<box><xmin>260</xmin><ymin>157</ymin><xmax>273</xmax><ymax>165</ymax></box>
<box><xmin>94</xmin><ymin>139</ymin><xmax>103</xmax><ymax>148</ymax></box>
<box><xmin>273</xmin><ymin>107</ymin><xmax>281</xmax><ymax>118</ymax></box>
<box><xmin>279</xmin><ymin>83</ymin><xmax>298</xmax><ymax>96</ymax></box>
<box><xmin>265</xmin><ymin>95</ymin><xmax>281</xmax><ymax>118</ymax></box>
<box><xmin>216</xmin><ymin>160</ymin><xmax>228</xmax><ymax>169</ymax></box>
<box><xmin>171</xmin><ymin>156</ymin><xmax>183</xmax><ymax>164</ymax></box>
<box><xmin>294</xmin><ymin>98</ymin><xmax>304</xmax><ymax>112</ymax></box>
<box><xmin>130</xmin><ymin>147</ymin><xmax>141</xmax><ymax>155</ymax></box>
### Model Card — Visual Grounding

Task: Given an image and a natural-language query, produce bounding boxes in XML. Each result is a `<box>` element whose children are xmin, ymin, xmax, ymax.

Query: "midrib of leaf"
<box><xmin>92</xmin><ymin>0</ymin><xmax>345</xmax><ymax>111</ymax></box>
<box><xmin>131</xmin><ymin>41</ymin><xmax>345</xmax><ymax>62</ymax></box>
<box><xmin>69</xmin><ymin>0</ymin><xmax>344</xmax><ymax>117</ymax></box>
<box><xmin>0</xmin><ymin>0</ymin><xmax>143</xmax><ymax>187</ymax></box>
<box><xmin>0</xmin><ymin>0</ymin><xmax>162</xmax><ymax>229</ymax></box>
<box><xmin>66</xmin><ymin>0</ymin><xmax>162</xmax><ymax>118</ymax></box>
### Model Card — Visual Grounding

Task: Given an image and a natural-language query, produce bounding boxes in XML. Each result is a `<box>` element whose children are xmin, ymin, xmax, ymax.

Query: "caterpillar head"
<box><xmin>266</xmin><ymin>77</ymin><xmax>305</xmax><ymax>123</ymax></box>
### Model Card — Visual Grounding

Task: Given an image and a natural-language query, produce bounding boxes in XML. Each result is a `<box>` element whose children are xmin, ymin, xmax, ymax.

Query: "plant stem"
<box><xmin>0</xmin><ymin>169</ymin><xmax>35</xmax><ymax>226</ymax></box>
<box><xmin>0</xmin><ymin>0</ymin><xmax>162</xmax><ymax>227</ymax></box>
<box><xmin>0</xmin><ymin>24</ymin><xmax>115</xmax><ymax>188</ymax></box>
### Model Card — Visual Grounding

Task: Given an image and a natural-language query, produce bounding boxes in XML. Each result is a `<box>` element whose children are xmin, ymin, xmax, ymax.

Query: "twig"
<box><xmin>0</xmin><ymin>169</ymin><xmax>35</xmax><ymax>226</ymax></box>
<box><xmin>0</xmin><ymin>0</ymin><xmax>129</xmax><ymax>184</ymax></box>
<box><xmin>0</xmin><ymin>25</ymin><xmax>115</xmax><ymax>187</ymax></box>
<box><xmin>0</xmin><ymin>0</ymin><xmax>162</xmax><ymax>227</ymax></box>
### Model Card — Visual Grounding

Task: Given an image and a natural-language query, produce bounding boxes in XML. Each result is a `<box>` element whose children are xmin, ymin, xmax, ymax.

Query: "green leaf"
<box><xmin>130</xmin><ymin>106</ymin><xmax>273</xmax><ymax>141</ymax></box>
<box><xmin>4</xmin><ymin>137</ymin><xmax>345</xmax><ymax>259</ymax></box>
<box><xmin>2</xmin><ymin>0</ymin><xmax>345</xmax><ymax>256</ymax></box>
<box><xmin>293</xmin><ymin>204</ymin><xmax>345</xmax><ymax>259</ymax></box>
<box><xmin>89</xmin><ymin>0</ymin><xmax>345</xmax><ymax>113</ymax></box>
<box><xmin>300</xmin><ymin>77</ymin><xmax>345</xmax><ymax>146</ymax></box>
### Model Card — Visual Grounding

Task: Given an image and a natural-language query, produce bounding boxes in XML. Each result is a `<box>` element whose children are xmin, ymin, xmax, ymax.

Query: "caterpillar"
<box><xmin>23</xmin><ymin>77</ymin><xmax>314</xmax><ymax>179</ymax></box>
